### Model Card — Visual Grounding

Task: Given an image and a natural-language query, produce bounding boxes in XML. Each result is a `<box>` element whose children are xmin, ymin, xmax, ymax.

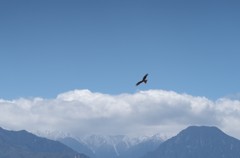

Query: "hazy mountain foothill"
<box><xmin>0</xmin><ymin>127</ymin><xmax>88</xmax><ymax>158</ymax></box>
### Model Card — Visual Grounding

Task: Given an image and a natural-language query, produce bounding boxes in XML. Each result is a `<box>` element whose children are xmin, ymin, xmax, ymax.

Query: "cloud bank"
<box><xmin>0</xmin><ymin>89</ymin><xmax>240</xmax><ymax>139</ymax></box>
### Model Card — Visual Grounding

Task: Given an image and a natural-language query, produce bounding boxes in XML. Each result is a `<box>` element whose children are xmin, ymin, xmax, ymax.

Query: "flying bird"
<box><xmin>136</xmin><ymin>73</ymin><xmax>148</xmax><ymax>86</ymax></box>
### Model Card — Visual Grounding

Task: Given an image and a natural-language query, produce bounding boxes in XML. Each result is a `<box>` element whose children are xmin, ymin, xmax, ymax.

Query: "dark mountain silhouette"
<box><xmin>143</xmin><ymin>126</ymin><xmax>240</xmax><ymax>158</ymax></box>
<box><xmin>0</xmin><ymin>127</ymin><xmax>89</xmax><ymax>158</ymax></box>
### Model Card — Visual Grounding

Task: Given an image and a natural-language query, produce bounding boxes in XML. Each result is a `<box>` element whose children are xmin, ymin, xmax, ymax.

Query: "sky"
<box><xmin>0</xmin><ymin>0</ymin><xmax>240</xmax><ymax>139</ymax></box>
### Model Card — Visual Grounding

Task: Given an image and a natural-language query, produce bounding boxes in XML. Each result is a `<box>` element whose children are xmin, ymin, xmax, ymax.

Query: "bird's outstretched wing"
<box><xmin>136</xmin><ymin>81</ymin><xmax>143</xmax><ymax>86</ymax></box>
<box><xmin>142</xmin><ymin>74</ymin><xmax>148</xmax><ymax>80</ymax></box>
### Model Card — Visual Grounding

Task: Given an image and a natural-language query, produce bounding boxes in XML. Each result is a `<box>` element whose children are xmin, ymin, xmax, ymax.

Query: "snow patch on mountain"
<box><xmin>33</xmin><ymin>130</ymin><xmax>165</xmax><ymax>158</ymax></box>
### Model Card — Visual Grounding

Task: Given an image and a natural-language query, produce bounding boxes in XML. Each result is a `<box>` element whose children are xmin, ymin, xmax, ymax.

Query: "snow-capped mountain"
<box><xmin>59</xmin><ymin>134</ymin><xmax>164</xmax><ymax>158</ymax></box>
<box><xmin>33</xmin><ymin>130</ymin><xmax>164</xmax><ymax>158</ymax></box>
<box><xmin>34</xmin><ymin>130</ymin><xmax>73</xmax><ymax>140</ymax></box>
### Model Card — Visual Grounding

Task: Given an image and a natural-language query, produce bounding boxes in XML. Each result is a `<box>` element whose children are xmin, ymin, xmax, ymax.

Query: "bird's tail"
<box><xmin>144</xmin><ymin>80</ymin><xmax>147</xmax><ymax>84</ymax></box>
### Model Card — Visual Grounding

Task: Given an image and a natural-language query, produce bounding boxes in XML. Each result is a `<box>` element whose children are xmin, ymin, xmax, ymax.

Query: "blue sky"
<box><xmin>1</xmin><ymin>0</ymin><xmax>240</xmax><ymax>138</ymax></box>
<box><xmin>1</xmin><ymin>0</ymin><xmax>240</xmax><ymax>100</ymax></box>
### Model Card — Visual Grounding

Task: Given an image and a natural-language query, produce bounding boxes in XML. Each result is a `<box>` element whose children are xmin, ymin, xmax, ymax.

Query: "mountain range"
<box><xmin>58</xmin><ymin>126</ymin><xmax>240</xmax><ymax>158</ymax></box>
<box><xmin>58</xmin><ymin>134</ymin><xmax>163</xmax><ymax>158</ymax></box>
<box><xmin>1</xmin><ymin>126</ymin><xmax>240</xmax><ymax>158</ymax></box>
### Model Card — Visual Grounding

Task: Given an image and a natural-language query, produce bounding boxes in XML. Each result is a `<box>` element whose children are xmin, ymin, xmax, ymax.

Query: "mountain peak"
<box><xmin>177</xmin><ymin>126</ymin><xmax>226</xmax><ymax>139</ymax></box>
<box><xmin>144</xmin><ymin>126</ymin><xmax>240</xmax><ymax>158</ymax></box>
<box><xmin>182</xmin><ymin>125</ymin><xmax>223</xmax><ymax>133</ymax></box>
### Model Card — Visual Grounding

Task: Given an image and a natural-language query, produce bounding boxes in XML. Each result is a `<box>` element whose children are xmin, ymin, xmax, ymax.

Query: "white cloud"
<box><xmin>0</xmin><ymin>89</ymin><xmax>240</xmax><ymax>139</ymax></box>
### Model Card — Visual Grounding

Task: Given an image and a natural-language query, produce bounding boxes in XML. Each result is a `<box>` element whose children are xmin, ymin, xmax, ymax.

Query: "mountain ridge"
<box><xmin>59</xmin><ymin>134</ymin><xmax>164</xmax><ymax>158</ymax></box>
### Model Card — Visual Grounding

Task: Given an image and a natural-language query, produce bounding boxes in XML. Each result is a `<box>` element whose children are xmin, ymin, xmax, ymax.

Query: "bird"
<box><xmin>136</xmin><ymin>73</ymin><xmax>148</xmax><ymax>86</ymax></box>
